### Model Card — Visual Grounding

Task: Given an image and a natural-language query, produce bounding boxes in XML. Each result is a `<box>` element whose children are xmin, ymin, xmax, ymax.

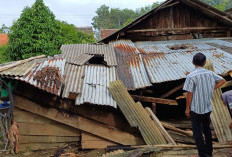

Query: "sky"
<box><xmin>0</xmin><ymin>0</ymin><xmax>163</xmax><ymax>28</ymax></box>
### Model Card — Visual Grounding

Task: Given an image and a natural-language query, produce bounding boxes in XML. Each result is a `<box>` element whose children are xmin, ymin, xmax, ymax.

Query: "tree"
<box><xmin>92</xmin><ymin>2</ymin><xmax>161</xmax><ymax>39</ymax></box>
<box><xmin>0</xmin><ymin>24</ymin><xmax>10</xmax><ymax>33</ymax></box>
<box><xmin>6</xmin><ymin>0</ymin><xmax>63</xmax><ymax>61</ymax></box>
<box><xmin>58</xmin><ymin>21</ymin><xmax>95</xmax><ymax>44</ymax></box>
<box><xmin>0</xmin><ymin>45</ymin><xmax>9</xmax><ymax>63</ymax></box>
<box><xmin>200</xmin><ymin>0</ymin><xmax>232</xmax><ymax>10</ymax></box>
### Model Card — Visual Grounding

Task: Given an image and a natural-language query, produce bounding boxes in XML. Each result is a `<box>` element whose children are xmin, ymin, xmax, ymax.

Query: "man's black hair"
<box><xmin>193</xmin><ymin>53</ymin><xmax>206</xmax><ymax>66</ymax></box>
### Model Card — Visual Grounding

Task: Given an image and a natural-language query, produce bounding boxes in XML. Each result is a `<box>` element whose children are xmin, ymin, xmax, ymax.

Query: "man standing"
<box><xmin>183</xmin><ymin>53</ymin><xmax>226</xmax><ymax>157</ymax></box>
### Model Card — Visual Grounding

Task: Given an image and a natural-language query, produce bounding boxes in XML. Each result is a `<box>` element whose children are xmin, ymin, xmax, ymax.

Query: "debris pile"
<box><xmin>34</xmin><ymin>66</ymin><xmax>63</xmax><ymax>89</ymax></box>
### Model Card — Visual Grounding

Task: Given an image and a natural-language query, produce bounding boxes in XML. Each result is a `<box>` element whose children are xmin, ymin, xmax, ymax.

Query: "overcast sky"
<box><xmin>0</xmin><ymin>0</ymin><xmax>163</xmax><ymax>28</ymax></box>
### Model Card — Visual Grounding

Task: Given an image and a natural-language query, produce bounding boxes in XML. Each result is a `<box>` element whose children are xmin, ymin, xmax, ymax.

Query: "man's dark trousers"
<box><xmin>190</xmin><ymin>111</ymin><xmax>212</xmax><ymax>157</ymax></box>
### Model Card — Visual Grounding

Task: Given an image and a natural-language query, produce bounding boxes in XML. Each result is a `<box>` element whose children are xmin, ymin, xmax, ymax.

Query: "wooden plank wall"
<box><xmin>124</xmin><ymin>3</ymin><xmax>231</xmax><ymax>41</ymax></box>
<box><xmin>14</xmin><ymin>108</ymin><xmax>81</xmax><ymax>151</ymax></box>
<box><xmin>81</xmin><ymin>132</ymin><xmax>117</xmax><ymax>149</ymax></box>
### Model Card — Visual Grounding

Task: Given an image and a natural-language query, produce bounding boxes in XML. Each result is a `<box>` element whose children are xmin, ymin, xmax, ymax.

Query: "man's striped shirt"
<box><xmin>183</xmin><ymin>67</ymin><xmax>223</xmax><ymax>114</ymax></box>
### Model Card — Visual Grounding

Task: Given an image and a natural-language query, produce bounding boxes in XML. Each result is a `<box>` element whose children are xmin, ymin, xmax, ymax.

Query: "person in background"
<box><xmin>221</xmin><ymin>90</ymin><xmax>232</xmax><ymax>144</ymax></box>
<box><xmin>183</xmin><ymin>53</ymin><xmax>226</xmax><ymax>157</ymax></box>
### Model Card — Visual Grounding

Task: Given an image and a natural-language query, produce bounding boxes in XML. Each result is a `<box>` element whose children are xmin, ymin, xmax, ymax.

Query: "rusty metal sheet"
<box><xmin>134</xmin><ymin>39</ymin><xmax>232</xmax><ymax>83</ymax></box>
<box><xmin>111</xmin><ymin>40</ymin><xmax>152</xmax><ymax>90</ymax></box>
<box><xmin>18</xmin><ymin>58</ymin><xmax>65</xmax><ymax>96</ymax></box>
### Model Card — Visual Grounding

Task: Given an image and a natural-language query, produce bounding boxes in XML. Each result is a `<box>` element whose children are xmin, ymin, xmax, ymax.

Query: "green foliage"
<box><xmin>0</xmin><ymin>45</ymin><xmax>9</xmax><ymax>63</ymax></box>
<box><xmin>120</xmin><ymin>19</ymin><xmax>134</xmax><ymax>29</ymax></box>
<box><xmin>200</xmin><ymin>0</ymin><xmax>232</xmax><ymax>10</ymax></box>
<box><xmin>0</xmin><ymin>24</ymin><xmax>10</xmax><ymax>33</ymax></box>
<box><xmin>92</xmin><ymin>2</ymin><xmax>161</xmax><ymax>39</ymax></box>
<box><xmin>6</xmin><ymin>0</ymin><xmax>63</xmax><ymax>61</ymax></box>
<box><xmin>58</xmin><ymin>21</ymin><xmax>95</xmax><ymax>44</ymax></box>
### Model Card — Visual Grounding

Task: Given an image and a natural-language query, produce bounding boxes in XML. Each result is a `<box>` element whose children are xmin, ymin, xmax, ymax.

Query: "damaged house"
<box><xmin>0</xmin><ymin>0</ymin><xmax>232</xmax><ymax>155</ymax></box>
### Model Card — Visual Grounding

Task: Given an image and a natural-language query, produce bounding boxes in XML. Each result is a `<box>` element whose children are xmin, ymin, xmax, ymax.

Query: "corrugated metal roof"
<box><xmin>0</xmin><ymin>61</ymin><xmax>36</xmax><ymax>77</ymax></box>
<box><xmin>75</xmin><ymin>65</ymin><xmax>117</xmax><ymax>108</ymax></box>
<box><xmin>133</xmin><ymin>39</ymin><xmax>232</xmax><ymax>83</ymax></box>
<box><xmin>18</xmin><ymin>58</ymin><xmax>65</xmax><ymax>96</ymax></box>
<box><xmin>109</xmin><ymin>80</ymin><xmax>167</xmax><ymax>144</ymax></box>
<box><xmin>62</xmin><ymin>63</ymin><xmax>85</xmax><ymax>98</ymax></box>
<box><xmin>72</xmin><ymin>53</ymin><xmax>94</xmax><ymax>65</ymax></box>
<box><xmin>205</xmin><ymin>39</ymin><xmax>232</xmax><ymax>55</ymax></box>
<box><xmin>111</xmin><ymin>40</ymin><xmax>152</xmax><ymax>90</ymax></box>
<box><xmin>61</xmin><ymin>44</ymin><xmax>117</xmax><ymax>66</ymax></box>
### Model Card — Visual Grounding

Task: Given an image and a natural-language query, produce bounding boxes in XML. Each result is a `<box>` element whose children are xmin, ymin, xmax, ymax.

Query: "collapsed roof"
<box><xmin>0</xmin><ymin>38</ymin><xmax>232</xmax><ymax>108</ymax></box>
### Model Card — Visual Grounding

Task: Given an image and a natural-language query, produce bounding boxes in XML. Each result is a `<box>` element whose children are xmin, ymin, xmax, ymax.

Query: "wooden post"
<box><xmin>131</xmin><ymin>95</ymin><xmax>178</xmax><ymax>105</ymax></box>
<box><xmin>152</xmin><ymin>103</ymin><xmax>157</xmax><ymax>114</ymax></box>
<box><xmin>161</xmin><ymin>122</ymin><xmax>193</xmax><ymax>137</ymax></box>
<box><xmin>160</xmin><ymin>83</ymin><xmax>184</xmax><ymax>99</ymax></box>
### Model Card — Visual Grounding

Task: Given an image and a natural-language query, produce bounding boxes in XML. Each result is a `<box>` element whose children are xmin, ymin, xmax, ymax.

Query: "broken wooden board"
<box><xmin>167</xmin><ymin>130</ymin><xmax>195</xmax><ymax>144</ymax></box>
<box><xmin>14</xmin><ymin>95</ymin><xmax>144</xmax><ymax>145</ymax></box>
<box><xmin>109</xmin><ymin>80</ymin><xmax>167</xmax><ymax>145</ymax></box>
<box><xmin>131</xmin><ymin>95</ymin><xmax>178</xmax><ymax>105</ymax></box>
<box><xmin>81</xmin><ymin>132</ymin><xmax>117</xmax><ymax>149</ymax></box>
<box><xmin>20</xmin><ymin>135</ymin><xmax>80</xmax><ymax>144</ymax></box>
<box><xmin>19</xmin><ymin>142</ymin><xmax>75</xmax><ymax>151</ymax></box>
<box><xmin>14</xmin><ymin>86</ymin><xmax>131</xmax><ymax>132</ymax></box>
<box><xmin>14</xmin><ymin>108</ymin><xmax>80</xmax><ymax>137</ymax></box>
<box><xmin>204</xmin><ymin>59</ymin><xmax>232</xmax><ymax>143</ymax></box>
<box><xmin>18</xmin><ymin>122</ymin><xmax>80</xmax><ymax>137</ymax></box>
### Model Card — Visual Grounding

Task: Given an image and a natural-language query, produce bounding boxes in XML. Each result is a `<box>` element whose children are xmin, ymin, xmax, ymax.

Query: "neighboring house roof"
<box><xmin>99</xmin><ymin>0</ymin><xmax>232</xmax><ymax>43</ymax></box>
<box><xmin>0</xmin><ymin>34</ymin><xmax>8</xmax><ymax>46</ymax></box>
<box><xmin>101</xmin><ymin>29</ymin><xmax>117</xmax><ymax>39</ymax></box>
<box><xmin>76</xmin><ymin>26</ymin><xmax>93</xmax><ymax>34</ymax></box>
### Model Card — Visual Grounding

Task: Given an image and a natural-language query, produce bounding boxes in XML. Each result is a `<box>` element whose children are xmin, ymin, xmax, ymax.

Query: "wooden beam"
<box><xmin>81</xmin><ymin>132</ymin><xmax>117</xmax><ymax>149</ymax></box>
<box><xmin>14</xmin><ymin>95</ymin><xmax>143</xmax><ymax>145</ymax></box>
<box><xmin>221</xmin><ymin>80</ymin><xmax>232</xmax><ymax>88</ymax></box>
<box><xmin>160</xmin><ymin>1</ymin><xmax>180</xmax><ymax>9</ymax></box>
<box><xmin>20</xmin><ymin>135</ymin><xmax>80</xmax><ymax>144</ymax></box>
<box><xmin>131</xmin><ymin>95</ymin><xmax>178</xmax><ymax>105</ymax></box>
<box><xmin>14</xmin><ymin>86</ymin><xmax>130</xmax><ymax>132</ymax></box>
<box><xmin>161</xmin><ymin>122</ymin><xmax>193</xmax><ymax>137</ymax></box>
<box><xmin>182</xmin><ymin>0</ymin><xmax>232</xmax><ymax>23</ymax></box>
<box><xmin>167</xmin><ymin>130</ymin><xmax>195</xmax><ymax>144</ymax></box>
<box><xmin>152</xmin><ymin>103</ymin><xmax>156</xmax><ymax>114</ymax></box>
<box><xmin>145</xmin><ymin>107</ymin><xmax>176</xmax><ymax>145</ymax></box>
<box><xmin>19</xmin><ymin>142</ymin><xmax>73</xmax><ymax>151</ymax></box>
<box><xmin>127</xmin><ymin>27</ymin><xmax>232</xmax><ymax>33</ymax></box>
<box><xmin>133</xmin><ymin>144</ymin><xmax>232</xmax><ymax>149</ymax></box>
<box><xmin>160</xmin><ymin>83</ymin><xmax>184</xmax><ymax>99</ymax></box>
<box><xmin>18</xmin><ymin>122</ymin><xmax>80</xmax><ymax>137</ymax></box>
<box><xmin>0</xmin><ymin>55</ymin><xmax>45</xmax><ymax>72</ymax></box>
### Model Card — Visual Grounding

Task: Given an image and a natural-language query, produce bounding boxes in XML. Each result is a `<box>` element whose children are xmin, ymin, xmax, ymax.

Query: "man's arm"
<box><xmin>214</xmin><ymin>79</ymin><xmax>226</xmax><ymax>90</ymax></box>
<box><xmin>186</xmin><ymin>92</ymin><xmax>193</xmax><ymax>118</ymax></box>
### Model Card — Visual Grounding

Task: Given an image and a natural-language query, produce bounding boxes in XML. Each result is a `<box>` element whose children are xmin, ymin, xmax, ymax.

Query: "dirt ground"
<box><xmin>0</xmin><ymin>147</ymin><xmax>232</xmax><ymax>157</ymax></box>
